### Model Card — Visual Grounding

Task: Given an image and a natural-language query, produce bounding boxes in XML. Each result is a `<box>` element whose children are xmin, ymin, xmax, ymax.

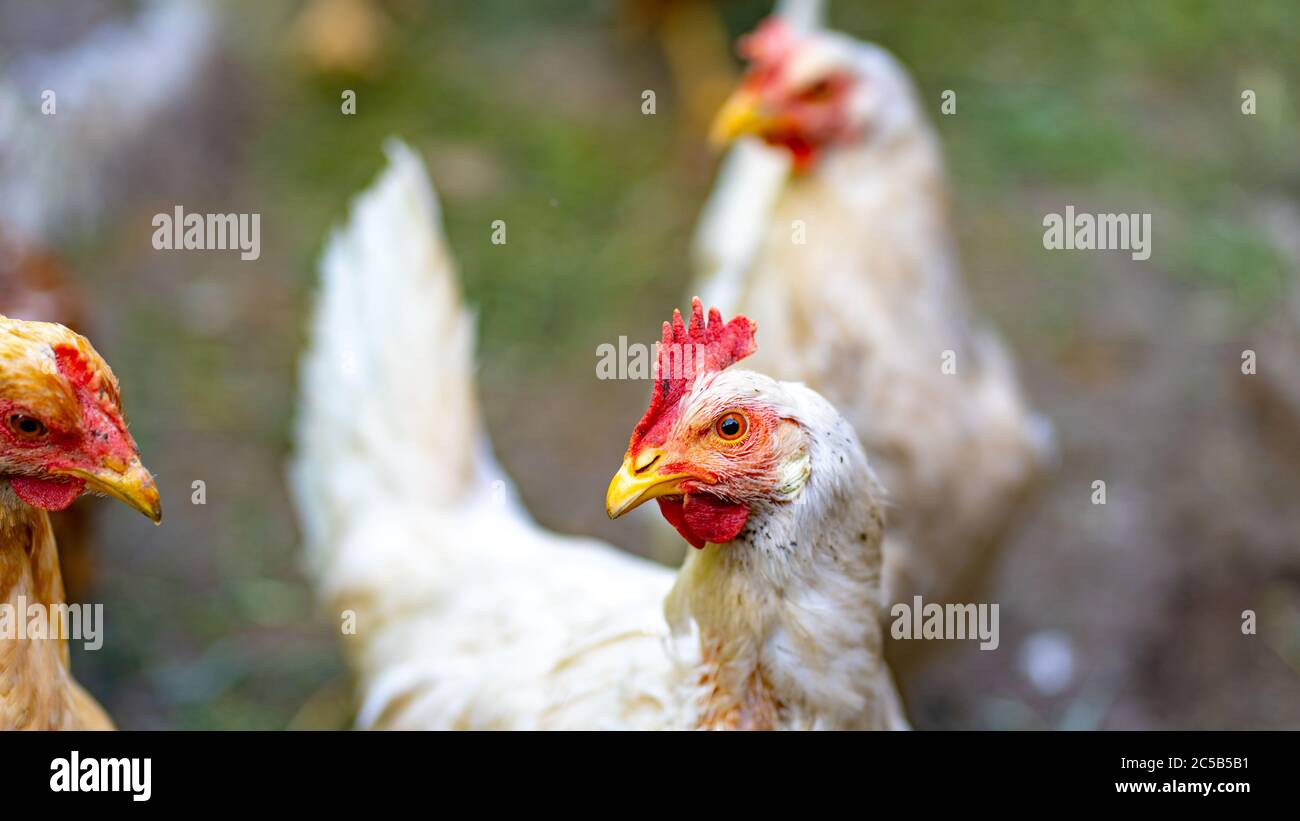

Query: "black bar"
<box><xmin>0</xmin><ymin>731</ymin><xmax>1285</xmax><ymax>808</ymax></box>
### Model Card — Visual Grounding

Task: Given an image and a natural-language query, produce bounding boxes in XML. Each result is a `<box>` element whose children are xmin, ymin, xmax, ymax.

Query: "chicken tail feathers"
<box><xmin>290</xmin><ymin>139</ymin><xmax>502</xmax><ymax>594</ymax></box>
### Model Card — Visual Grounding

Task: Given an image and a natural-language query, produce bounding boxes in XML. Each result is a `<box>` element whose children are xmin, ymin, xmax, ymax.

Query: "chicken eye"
<box><xmin>800</xmin><ymin>79</ymin><xmax>834</xmax><ymax>101</ymax></box>
<box><xmin>714</xmin><ymin>411</ymin><xmax>748</xmax><ymax>442</ymax></box>
<box><xmin>9</xmin><ymin>414</ymin><xmax>48</xmax><ymax>440</ymax></box>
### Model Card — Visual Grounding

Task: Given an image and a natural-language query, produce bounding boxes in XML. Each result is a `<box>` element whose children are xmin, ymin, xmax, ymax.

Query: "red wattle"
<box><xmin>769</xmin><ymin>133</ymin><xmax>818</xmax><ymax>171</ymax></box>
<box><xmin>656</xmin><ymin>497</ymin><xmax>702</xmax><ymax>549</ymax></box>
<box><xmin>656</xmin><ymin>494</ymin><xmax>749</xmax><ymax>550</ymax></box>
<box><xmin>9</xmin><ymin>476</ymin><xmax>86</xmax><ymax>511</ymax></box>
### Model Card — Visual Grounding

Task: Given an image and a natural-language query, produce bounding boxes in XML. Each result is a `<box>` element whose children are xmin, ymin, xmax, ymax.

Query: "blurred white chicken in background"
<box><xmin>291</xmin><ymin>141</ymin><xmax>909</xmax><ymax>730</ymax></box>
<box><xmin>0</xmin><ymin>0</ymin><xmax>216</xmax><ymax>247</ymax></box>
<box><xmin>694</xmin><ymin>4</ymin><xmax>1054</xmax><ymax>680</ymax></box>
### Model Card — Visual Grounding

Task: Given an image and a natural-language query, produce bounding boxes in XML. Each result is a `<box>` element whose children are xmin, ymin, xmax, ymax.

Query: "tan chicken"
<box><xmin>0</xmin><ymin>237</ymin><xmax>100</xmax><ymax>603</ymax></box>
<box><xmin>289</xmin><ymin>0</ymin><xmax>390</xmax><ymax>78</ymax></box>
<box><xmin>694</xmin><ymin>16</ymin><xmax>1053</xmax><ymax>676</ymax></box>
<box><xmin>0</xmin><ymin>315</ymin><xmax>161</xmax><ymax>730</ymax></box>
<box><xmin>291</xmin><ymin>141</ymin><xmax>907</xmax><ymax>729</ymax></box>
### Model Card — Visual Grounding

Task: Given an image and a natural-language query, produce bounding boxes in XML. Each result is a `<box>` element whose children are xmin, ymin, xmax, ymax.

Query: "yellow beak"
<box><xmin>709</xmin><ymin>90</ymin><xmax>769</xmax><ymax>148</ymax></box>
<box><xmin>605</xmin><ymin>449</ymin><xmax>691</xmax><ymax>519</ymax></box>
<box><xmin>64</xmin><ymin>457</ymin><xmax>163</xmax><ymax>524</ymax></box>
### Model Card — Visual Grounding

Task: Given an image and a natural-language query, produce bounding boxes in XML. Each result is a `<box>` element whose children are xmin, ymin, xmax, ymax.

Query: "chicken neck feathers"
<box><xmin>0</xmin><ymin>486</ymin><xmax>112</xmax><ymax>730</ymax></box>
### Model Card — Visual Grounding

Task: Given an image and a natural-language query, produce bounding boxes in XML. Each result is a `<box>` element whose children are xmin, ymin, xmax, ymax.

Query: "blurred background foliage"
<box><xmin>1</xmin><ymin>0</ymin><xmax>1296</xmax><ymax>728</ymax></box>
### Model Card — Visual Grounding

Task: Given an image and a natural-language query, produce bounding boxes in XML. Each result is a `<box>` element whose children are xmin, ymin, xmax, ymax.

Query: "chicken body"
<box><xmin>695</xmin><ymin>23</ymin><xmax>1052</xmax><ymax>638</ymax></box>
<box><xmin>0</xmin><ymin>489</ymin><xmax>112</xmax><ymax>730</ymax></box>
<box><xmin>292</xmin><ymin>142</ymin><xmax>907</xmax><ymax>730</ymax></box>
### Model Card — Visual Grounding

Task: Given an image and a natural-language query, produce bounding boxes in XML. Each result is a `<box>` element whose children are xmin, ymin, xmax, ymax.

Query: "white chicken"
<box><xmin>0</xmin><ymin>0</ymin><xmax>215</xmax><ymax>246</ymax></box>
<box><xmin>291</xmin><ymin>141</ymin><xmax>908</xmax><ymax>730</ymax></box>
<box><xmin>694</xmin><ymin>14</ymin><xmax>1053</xmax><ymax>659</ymax></box>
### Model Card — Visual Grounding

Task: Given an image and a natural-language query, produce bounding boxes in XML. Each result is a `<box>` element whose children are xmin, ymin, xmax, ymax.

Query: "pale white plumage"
<box><xmin>0</xmin><ymin>0</ymin><xmax>216</xmax><ymax>246</ymax></box>
<box><xmin>291</xmin><ymin>141</ymin><xmax>906</xmax><ymax>729</ymax></box>
<box><xmin>694</xmin><ymin>21</ymin><xmax>1053</xmax><ymax>648</ymax></box>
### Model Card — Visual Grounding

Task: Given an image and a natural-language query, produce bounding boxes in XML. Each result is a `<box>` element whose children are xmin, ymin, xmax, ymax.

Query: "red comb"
<box><xmin>628</xmin><ymin>297</ymin><xmax>756</xmax><ymax>454</ymax></box>
<box><xmin>738</xmin><ymin>17</ymin><xmax>797</xmax><ymax>65</ymax></box>
<box><xmin>53</xmin><ymin>343</ymin><xmax>122</xmax><ymax>415</ymax></box>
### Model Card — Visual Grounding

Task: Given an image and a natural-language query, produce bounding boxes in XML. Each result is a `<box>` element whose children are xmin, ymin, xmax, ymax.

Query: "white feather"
<box><xmin>0</xmin><ymin>0</ymin><xmax>216</xmax><ymax>244</ymax></box>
